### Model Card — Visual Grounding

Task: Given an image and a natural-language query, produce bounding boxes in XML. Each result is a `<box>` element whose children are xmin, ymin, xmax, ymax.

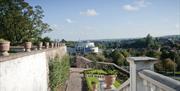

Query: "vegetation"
<box><xmin>85</xmin><ymin>77</ymin><xmax>99</xmax><ymax>91</ymax></box>
<box><xmin>0</xmin><ymin>0</ymin><xmax>52</xmax><ymax>45</ymax></box>
<box><xmin>84</xmin><ymin>69</ymin><xmax>121</xmax><ymax>90</ymax></box>
<box><xmin>84</xmin><ymin>53</ymin><xmax>106</xmax><ymax>62</ymax></box>
<box><xmin>106</xmin><ymin>70</ymin><xmax>117</xmax><ymax>75</ymax></box>
<box><xmin>81</xmin><ymin>34</ymin><xmax>180</xmax><ymax>78</ymax></box>
<box><xmin>113</xmin><ymin>80</ymin><xmax>121</xmax><ymax>88</ymax></box>
<box><xmin>49</xmin><ymin>55</ymin><xmax>70</xmax><ymax>91</ymax></box>
<box><xmin>0</xmin><ymin>39</ymin><xmax>9</xmax><ymax>42</ymax></box>
<box><xmin>83</xmin><ymin>69</ymin><xmax>107</xmax><ymax>75</ymax></box>
<box><xmin>83</xmin><ymin>69</ymin><xmax>117</xmax><ymax>75</ymax></box>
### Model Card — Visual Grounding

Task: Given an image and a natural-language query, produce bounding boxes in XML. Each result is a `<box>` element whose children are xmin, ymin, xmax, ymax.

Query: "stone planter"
<box><xmin>62</xmin><ymin>43</ymin><xmax>65</xmax><ymax>46</ymax></box>
<box><xmin>92</xmin><ymin>82</ymin><xmax>97</xmax><ymax>91</ymax></box>
<box><xmin>56</xmin><ymin>42</ymin><xmax>59</xmax><ymax>47</ymax></box>
<box><xmin>104</xmin><ymin>75</ymin><xmax>116</xmax><ymax>89</ymax></box>
<box><xmin>24</xmin><ymin>42</ymin><xmax>32</xmax><ymax>52</ymax></box>
<box><xmin>57</xmin><ymin>42</ymin><xmax>59</xmax><ymax>47</ymax></box>
<box><xmin>50</xmin><ymin>42</ymin><xmax>54</xmax><ymax>48</ymax></box>
<box><xmin>37</xmin><ymin>42</ymin><xmax>43</xmax><ymax>50</ymax></box>
<box><xmin>0</xmin><ymin>41</ymin><xmax>10</xmax><ymax>56</ymax></box>
<box><xmin>45</xmin><ymin>42</ymin><xmax>49</xmax><ymax>49</ymax></box>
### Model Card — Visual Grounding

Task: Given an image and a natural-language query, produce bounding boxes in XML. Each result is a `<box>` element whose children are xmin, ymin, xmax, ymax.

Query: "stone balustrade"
<box><xmin>0</xmin><ymin>42</ymin><xmax>66</xmax><ymax>56</ymax></box>
<box><xmin>118</xmin><ymin>57</ymin><xmax>180</xmax><ymax>91</ymax></box>
<box><xmin>118</xmin><ymin>79</ymin><xmax>130</xmax><ymax>91</ymax></box>
<box><xmin>85</xmin><ymin>74</ymin><xmax>105</xmax><ymax>79</ymax></box>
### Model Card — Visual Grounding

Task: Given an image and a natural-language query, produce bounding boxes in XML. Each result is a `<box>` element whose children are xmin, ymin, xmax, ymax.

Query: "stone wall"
<box><xmin>0</xmin><ymin>46</ymin><xmax>67</xmax><ymax>91</ymax></box>
<box><xmin>75</xmin><ymin>56</ymin><xmax>92</xmax><ymax>68</ymax></box>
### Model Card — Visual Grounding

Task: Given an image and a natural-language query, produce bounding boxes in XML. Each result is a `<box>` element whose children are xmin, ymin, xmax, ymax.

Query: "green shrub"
<box><xmin>105</xmin><ymin>70</ymin><xmax>117</xmax><ymax>75</ymax></box>
<box><xmin>113</xmin><ymin>80</ymin><xmax>121</xmax><ymax>88</ymax></box>
<box><xmin>84</xmin><ymin>69</ymin><xmax>121</xmax><ymax>89</ymax></box>
<box><xmin>83</xmin><ymin>69</ymin><xmax>117</xmax><ymax>75</ymax></box>
<box><xmin>0</xmin><ymin>39</ymin><xmax>9</xmax><ymax>42</ymax></box>
<box><xmin>86</xmin><ymin>77</ymin><xmax>99</xmax><ymax>91</ymax></box>
<box><xmin>49</xmin><ymin>55</ymin><xmax>70</xmax><ymax>91</ymax></box>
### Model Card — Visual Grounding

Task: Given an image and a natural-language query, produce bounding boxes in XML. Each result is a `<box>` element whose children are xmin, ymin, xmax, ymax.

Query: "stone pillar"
<box><xmin>126</xmin><ymin>57</ymin><xmax>158</xmax><ymax>91</ymax></box>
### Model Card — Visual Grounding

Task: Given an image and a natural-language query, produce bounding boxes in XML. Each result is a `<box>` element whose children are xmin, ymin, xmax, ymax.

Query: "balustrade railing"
<box><xmin>118</xmin><ymin>57</ymin><xmax>180</xmax><ymax>91</ymax></box>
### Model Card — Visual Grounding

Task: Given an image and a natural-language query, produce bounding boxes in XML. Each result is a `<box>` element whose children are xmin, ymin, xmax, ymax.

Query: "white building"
<box><xmin>76</xmin><ymin>41</ymin><xmax>99</xmax><ymax>54</ymax></box>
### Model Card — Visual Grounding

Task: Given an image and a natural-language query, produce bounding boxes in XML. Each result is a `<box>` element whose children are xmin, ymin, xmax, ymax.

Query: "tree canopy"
<box><xmin>0</xmin><ymin>0</ymin><xmax>52</xmax><ymax>45</ymax></box>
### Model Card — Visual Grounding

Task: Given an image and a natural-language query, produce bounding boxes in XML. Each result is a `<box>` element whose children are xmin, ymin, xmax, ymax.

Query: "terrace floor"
<box><xmin>66</xmin><ymin>68</ymin><xmax>88</xmax><ymax>91</ymax></box>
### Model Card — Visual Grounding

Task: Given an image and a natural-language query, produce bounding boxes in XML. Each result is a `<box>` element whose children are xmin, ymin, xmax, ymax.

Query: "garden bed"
<box><xmin>83</xmin><ymin>69</ymin><xmax>121</xmax><ymax>90</ymax></box>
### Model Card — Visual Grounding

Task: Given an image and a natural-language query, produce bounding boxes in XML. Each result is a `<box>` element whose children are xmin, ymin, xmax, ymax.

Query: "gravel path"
<box><xmin>66</xmin><ymin>68</ymin><xmax>88</xmax><ymax>91</ymax></box>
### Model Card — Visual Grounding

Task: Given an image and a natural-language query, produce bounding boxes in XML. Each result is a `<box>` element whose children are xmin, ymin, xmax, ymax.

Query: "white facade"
<box><xmin>76</xmin><ymin>41</ymin><xmax>95</xmax><ymax>48</ymax></box>
<box><xmin>0</xmin><ymin>52</ymin><xmax>48</xmax><ymax>91</ymax></box>
<box><xmin>0</xmin><ymin>47</ymin><xmax>67</xmax><ymax>91</ymax></box>
<box><xmin>91</xmin><ymin>47</ymin><xmax>99</xmax><ymax>53</ymax></box>
<box><xmin>75</xmin><ymin>41</ymin><xmax>99</xmax><ymax>54</ymax></box>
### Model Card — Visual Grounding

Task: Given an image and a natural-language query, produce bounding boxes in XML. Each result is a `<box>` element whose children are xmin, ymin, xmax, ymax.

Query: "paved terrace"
<box><xmin>66</xmin><ymin>68</ymin><xmax>88</xmax><ymax>91</ymax></box>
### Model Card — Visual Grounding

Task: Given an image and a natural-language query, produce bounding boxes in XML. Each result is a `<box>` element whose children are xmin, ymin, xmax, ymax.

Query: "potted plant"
<box><xmin>45</xmin><ymin>42</ymin><xmax>49</xmax><ymax>49</ymax></box>
<box><xmin>24</xmin><ymin>39</ymin><xmax>32</xmax><ymax>52</ymax></box>
<box><xmin>36</xmin><ymin>37</ymin><xmax>43</xmax><ymax>50</ymax></box>
<box><xmin>104</xmin><ymin>70</ymin><xmax>117</xmax><ymax>89</ymax></box>
<box><xmin>50</xmin><ymin>42</ymin><xmax>54</xmax><ymax>48</ymax></box>
<box><xmin>37</xmin><ymin>41</ymin><xmax>43</xmax><ymax>50</ymax></box>
<box><xmin>91</xmin><ymin>81</ymin><xmax>97</xmax><ymax>91</ymax></box>
<box><xmin>0</xmin><ymin>39</ymin><xmax>10</xmax><ymax>56</ymax></box>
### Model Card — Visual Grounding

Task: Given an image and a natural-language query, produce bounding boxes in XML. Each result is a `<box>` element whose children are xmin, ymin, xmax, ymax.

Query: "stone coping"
<box><xmin>0</xmin><ymin>46</ymin><xmax>65</xmax><ymax>62</ymax></box>
<box><xmin>139</xmin><ymin>70</ymin><xmax>180</xmax><ymax>91</ymax></box>
<box><xmin>127</xmin><ymin>57</ymin><xmax>157</xmax><ymax>62</ymax></box>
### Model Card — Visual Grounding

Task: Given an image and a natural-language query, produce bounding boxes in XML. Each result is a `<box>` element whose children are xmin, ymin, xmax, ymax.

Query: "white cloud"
<box><xmin>80</xmin><ymin>9</ymin><xmax>98</xmax><ymax>16</ymax></box>
<box><xmin>122</xmin><ymin>0</ymin><xmax>150</xmax><ymax>11</ymax></box>
<box><xmin>122</xmin><ymin>5</ymin><xmax>139</xmax><ymax>11</ymax></box>
<box><xmin>66</xmin><ymin>18</ymin><xmax>73</xmax><ymax>23</ymax></box>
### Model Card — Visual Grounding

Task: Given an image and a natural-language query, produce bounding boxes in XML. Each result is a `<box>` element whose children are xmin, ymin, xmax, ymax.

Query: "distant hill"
<box><xmin>86</xmin><ymin>35</ymin><xmax>180</xmax><ymax>42</ymax></box>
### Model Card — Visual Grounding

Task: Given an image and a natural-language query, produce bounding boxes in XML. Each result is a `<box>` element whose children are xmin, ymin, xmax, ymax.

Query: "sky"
<box><xmin>27</xmin><ymin>0</ymin><xmax>180</xmax><ymax>41</ymax></box>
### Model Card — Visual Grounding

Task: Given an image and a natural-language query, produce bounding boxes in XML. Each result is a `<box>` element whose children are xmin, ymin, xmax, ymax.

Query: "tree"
<box><xmin>145</xmin><ymin>50</ymin><xmax>161</xmax><ymax>58</ymax></box>
<box><xmin>61</xmin><ymin>39</ymin><xmax>66</xmax><ymax>43</ymax></box>
<box><xmin>0</xmin><ymin>0</ymin><xmax>52</xmax><ymax>45</ymax></box>
<box><xmin>161</xmin><ymin>58</ymin><xmax>177</xmax><ymax>73</ymax></box>
<box><xmin>42</xmin><ymin>37</ymin><xmax>51</xmax><ymax>43</ymax></box>
<box><xmin>110</xmin><ymin>50</ymin><xmax>127</xmax><ymax>66</ymax></box>
<box><xmin>145</xmin><ymin>34</ymin><xmax>154</xmax><ymax>48</ymax></box>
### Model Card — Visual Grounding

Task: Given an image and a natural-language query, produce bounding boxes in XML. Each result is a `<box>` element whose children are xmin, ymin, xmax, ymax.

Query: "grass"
<box><xmin>49</xmin><ymin>55</ymin><xmax>70</xmax><ymax>91</ymax></box>
<box><xmin>85</xmin><ymin>77</ymin><xmax>99</xmax><ymax>91</ymax></box>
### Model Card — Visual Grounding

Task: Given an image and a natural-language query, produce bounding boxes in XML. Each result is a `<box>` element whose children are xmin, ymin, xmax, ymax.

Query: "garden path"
<box><xmin>66</xmin><ymin>68</ymin><xmax>88</xmax><ymax>91</ymax></box>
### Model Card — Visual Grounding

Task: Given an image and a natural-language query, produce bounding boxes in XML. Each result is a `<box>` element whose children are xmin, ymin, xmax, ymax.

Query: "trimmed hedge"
<box><xmin>49</xmin><ymin>55</ymin><xmax>70</xmax><ymax>91</ymax></box>
<box><xmin>83</xmin><ymin>69</ymin><xmax>107</xmax><ymax>75</ymax></box>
